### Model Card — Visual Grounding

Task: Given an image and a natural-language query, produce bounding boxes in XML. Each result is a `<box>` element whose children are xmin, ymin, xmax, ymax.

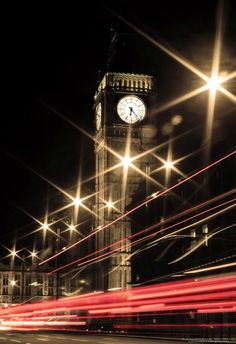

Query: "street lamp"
<box><xmin>9</xmin><ymin>249</ymin><xmax>24</xmax><ymax>304</ymax></box>
<box><xmin>10</xmin><ymin>249</ymin><xmax>17</xmax><ymax>258</ymax></box>
<box><xmin>73</xmin><ymin>197</ymin><xmax>82</xmax><ymax>206</ymax></box>
<box><xmin>121</xmin><ymin>156</ymin><xmax>132</xmax><ymax>169</ymax></box>
<box><xmin>68</xmin><ymin>224</ymin><xmax>76</xmax><ymax>231</ymax></box>
<box><xmin>104</xmin><ymin>200</ymin><xmax>115</xmax><ymax>209</ymax></box>
<box><xmin>42</xmin><ymin>223</ymin><xmax>49</xmax><ymax>231</ymax></box>
<box><xmin>164</xmin><ymin>160</ymin><xmax>174</xmax><ymax>170</ymax></box>
<box><xmin>21</xmin><ymin>255</ymin><xmax>25</xmax><ymax>304</ymax></box>
<box><xmin>207</xmin><ymin>75</ymin><xmax>221</xmax><ymax>93</ymax></box>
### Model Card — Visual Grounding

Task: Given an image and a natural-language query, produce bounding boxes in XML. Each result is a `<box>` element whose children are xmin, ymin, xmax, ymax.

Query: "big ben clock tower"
<box><xmin>94</xmin><ymin>72</ymin><xmax>157</xmax><ymax>291</ymax></box>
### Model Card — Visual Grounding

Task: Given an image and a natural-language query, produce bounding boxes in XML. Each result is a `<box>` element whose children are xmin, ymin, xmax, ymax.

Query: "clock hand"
<box><xmin>129</xmin><ymin>107</ymin><xmax>139</xmax><ymax>120</ymax></box>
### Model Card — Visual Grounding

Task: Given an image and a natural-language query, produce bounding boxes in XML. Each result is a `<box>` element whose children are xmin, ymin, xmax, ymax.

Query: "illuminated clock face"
<box><xmin>117</xmin><ymin>95</ymin><xmax>146</xmax><ymax>124</ymax></box>
<box><xmin>96</xmin><ymin>102</ymin><xmax>102</xmax><ymax>130</ymax></box>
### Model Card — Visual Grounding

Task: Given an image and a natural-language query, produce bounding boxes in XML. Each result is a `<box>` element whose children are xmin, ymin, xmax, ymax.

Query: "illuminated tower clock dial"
<box><xmin>117</xmin><ymin>95</ymin><xmax>146</xmax><ymax>124</ymax></box>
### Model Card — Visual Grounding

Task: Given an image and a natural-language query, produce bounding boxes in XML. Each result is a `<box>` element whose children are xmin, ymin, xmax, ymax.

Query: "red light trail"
<box><xmin>0</xmin><ymin>274</ymin><xmax>235</xmax><ymax>331</ymax></box>
<box><xmin>48</xmin><ymin>196</ymin><xmax>235</xmax><ymax>274</ymax></box>
<box><xmin>39</xmin><ymin>150</ymin><xmax>236</xmax><ymax>266</ymax></box>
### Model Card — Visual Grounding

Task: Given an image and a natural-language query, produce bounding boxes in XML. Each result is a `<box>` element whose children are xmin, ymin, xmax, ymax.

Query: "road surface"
<box><xmin>0</xmin><ymin>332</ymin><xmax>186</xmax><ymax>344</ymax></box>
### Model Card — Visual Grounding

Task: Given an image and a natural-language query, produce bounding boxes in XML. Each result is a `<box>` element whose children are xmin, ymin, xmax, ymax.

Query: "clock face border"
<box><xmin>116</xmin><ymin>95</ymin><xmax>146</xmax><ymax>124</ymax></box>
<box><xmin>95</xmin><ymin>102</ymin><xmax>102</xmax><ymax>130</ymax></box>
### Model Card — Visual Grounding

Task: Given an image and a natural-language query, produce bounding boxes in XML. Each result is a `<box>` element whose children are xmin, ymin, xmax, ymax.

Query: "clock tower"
<box><xmin>94</xmin><ymin>72</ymin><xmax>157</xmax><ymax>291</ymax></box>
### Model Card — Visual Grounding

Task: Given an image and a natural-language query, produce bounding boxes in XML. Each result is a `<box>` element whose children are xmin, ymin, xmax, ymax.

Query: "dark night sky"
<box><xmin>0</xmin><ymin>0</ymin><xmax>235</xmax><ymax>251</ymax></box>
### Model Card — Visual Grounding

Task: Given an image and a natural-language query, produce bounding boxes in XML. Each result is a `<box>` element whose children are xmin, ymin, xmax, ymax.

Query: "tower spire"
<box><xmin>106</xmin><ymin>27</ymin><xmax>118</xmax><ymax>71</ymax></box>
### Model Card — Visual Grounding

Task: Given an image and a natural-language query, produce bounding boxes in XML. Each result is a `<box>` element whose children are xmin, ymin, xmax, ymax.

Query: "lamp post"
<box><xmin>9</xmin><ymin>250</ymin><xmax>25</xmax><ymax>304</ymax></box>
<box><xmin>55</xmin><ymin>227</ymin><xmax>60</xmax><ymax>299</ymax></box>
<box><xmin>21</xmin><ymin>254</ymin><xmax>25</xmax><ymax>304</ymax></box>
<box><xmin>44</xmin><ymin>217</ymin><xmax>61</xmax><ymax>299</ymax></box>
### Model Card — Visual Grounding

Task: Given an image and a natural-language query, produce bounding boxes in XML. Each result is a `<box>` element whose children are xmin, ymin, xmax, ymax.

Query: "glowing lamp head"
<box><xmin>74</xmin><ymin>198</ymin><xmax>82</xmax><ymax>206</ymax></box>
<box><xmin>208</xmin><ymin>75</ymin><xmax>221</xmax><ymax>92</ymax></box>
<box><xmin>122</xmin><ymin>156</ymin><xmax>131</xmax><ymax>169</ymax></box>
<box><xmin>164</xmin><ymin>160</ymin><xmax>174</xmax><ymax>169</ymax></box>
<box><xmin>10</xmin><ymin>250</ymin><xmax>17</xmax><ymax>257</ymax></box>
<box><xmin>10</xmin><ymin>280</ymin><xmax>16</xmax><ymax>286</ymax></box>
<box><xmin>105</xmin><ymin>201</ymin><xmax>114</xmax><ymax>209</ymax></box>
<box><xmin>42</xmin><ymin>223</ymin><xmax>49</xmax><ymax>230</ymax></box>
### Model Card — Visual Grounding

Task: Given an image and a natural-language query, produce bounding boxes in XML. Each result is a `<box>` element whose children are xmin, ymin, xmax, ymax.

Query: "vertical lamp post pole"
<box><xmin>21</xmin><ymin>255</ymin><xmax>25</xmax><ymax>304</ymax></box>
<box><xmin>145</xmin><ymin>163</ymin><xmax>151</xmax><ymax>224</ymax></box>
<box><xmin>56</xmin><ymin>227</ymin><xmax>60</xmax><ymax>299</ymax></box>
